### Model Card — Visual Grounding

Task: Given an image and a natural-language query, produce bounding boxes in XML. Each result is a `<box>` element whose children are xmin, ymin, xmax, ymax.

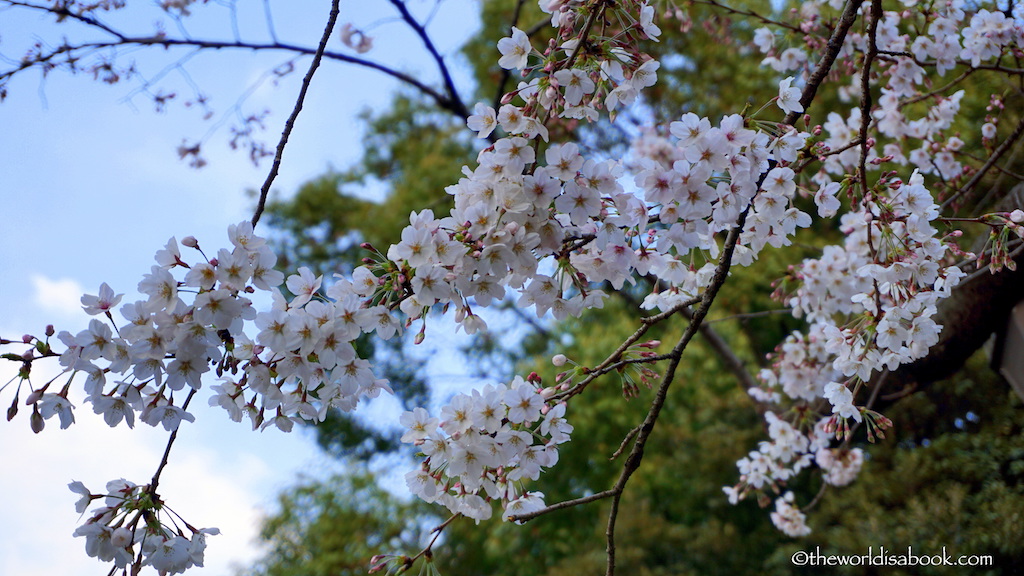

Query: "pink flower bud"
<box><xmin>551</xmin><ymin>354</ymin><xmax>568</xmax><ymax>366</ymax></box>
<box><xmin>22</xmin><ymin>334</ymin><xmax>32</xmax><ymax>344</ymax></box>
<box><xmin>181</xmin><ymin>236</ymin><xmax>199</xmax><ymax>248</ymax></box>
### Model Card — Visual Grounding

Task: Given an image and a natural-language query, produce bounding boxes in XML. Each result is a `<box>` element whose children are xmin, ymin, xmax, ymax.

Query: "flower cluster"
<box><xmin>16</xmin><ymin>221</ymin><xmax>392</xmax><ymax>438</ymax></box>
<box><xmin>770</xmin><ymin>491</ymin><xmax>811</xmax><ymax>537</ymax></box>
<box><xmin>401</xmin><ymin>376</ymin><xmax>572</xmax><ymax>521</ymax></box>
<box><xmin>69</xmin><ymin>479</ymin><xmax>218</xmax><ymax>574</ymax></box>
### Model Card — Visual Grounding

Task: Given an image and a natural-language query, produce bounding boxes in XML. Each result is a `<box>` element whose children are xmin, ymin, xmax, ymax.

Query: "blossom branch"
<box><xmin>553</xmin><ymin>295</ymin><xmax>701</xmax><ymax>400</ymax></box>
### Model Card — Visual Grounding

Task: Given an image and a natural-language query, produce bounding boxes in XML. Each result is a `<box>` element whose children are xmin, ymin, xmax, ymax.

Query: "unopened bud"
<box><xmin>181</xmin><ymin>236</ymin><xmax>199</xmax><ymax>248</ymax></box>
<box><xmin>1010</xmin><ymin>209</ymin><xmax>1024</xmax><ymax>223</ymax></box>
<box><xmin>551</xmin><ymin>354</ymin><xmax>568</xmax><ymax>366</ymax></box>
<box><xmin>45</xmin><ymin>325</ymin><xmax>54</xmax><ymax>337</ymax></box>
<box><xmin>527</xmin><ymin>371</ymin><xmax>542</xmax><ymax>384</ymax></box>
<box><xmin>22</xmin><ymin>334</ymin><xmax>32</xmax><ymax>344</ymax></box>
<box><xmin>30</xmin><ymin>406</ymin><xmax>44</xmax><ymax>434</ymax></box>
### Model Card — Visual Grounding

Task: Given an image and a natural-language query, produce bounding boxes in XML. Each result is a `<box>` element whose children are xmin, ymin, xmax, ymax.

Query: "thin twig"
<box><xmin>251</xmin><ymin>0</ymin><xmax>340</xmax><ymax>227</ymax></box>
<box><xmin>552</xmin><ymin>295</ymin><xmax>700</xmax><ymax>401</ymax></box>
<box><xmin>2</xmin><ymin>2</ymin><xmax>465</xmax><ymax>118</ymax></box>
<box><xmin>941</xmin><ymin>114</ymin><xmax>1024</xmax><ymax>211</ymax></box>
<box><xmin>609</xmin><ymin>425</ymin><xmax>641</xmax><ymax>461</ymax></box>
<box><xmin>149</xmin><ymin>388</ymin><xmax>197</xmax><ymax>493</ymax></box>
<box><xmin>681</xmin><ymin>307</ymin><xmax>759</xmax><ymax>393</ymax></box>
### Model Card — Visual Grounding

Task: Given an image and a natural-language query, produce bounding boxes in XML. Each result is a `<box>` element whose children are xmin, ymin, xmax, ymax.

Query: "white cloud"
<box><xmin>30</xmin><ymin>274</ymin><xmax>88</xmax><ymax>322</ymax></box>
<box><xmin>0</xmin><ymin>357</ymin><xmax>314</xmax><ymax>576</ymax></box>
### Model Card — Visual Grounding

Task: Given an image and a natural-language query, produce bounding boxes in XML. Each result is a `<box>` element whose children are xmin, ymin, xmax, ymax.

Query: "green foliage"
<box><xmin>248</xmin><ymin>468</ymin><xmax>440</xmax><ymax>576</ymax></box>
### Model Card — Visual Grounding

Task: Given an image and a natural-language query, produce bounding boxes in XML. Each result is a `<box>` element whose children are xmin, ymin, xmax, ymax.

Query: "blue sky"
<box><xmin>0</xmin><ymin>1</ymin><xmax>479</xmax><ymax>574</ymax></box>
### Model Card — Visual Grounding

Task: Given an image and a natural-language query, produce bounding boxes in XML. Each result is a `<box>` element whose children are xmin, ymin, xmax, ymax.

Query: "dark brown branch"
<box><xmin>388</xmin><ymin>0</ymin><xmax>469</xmax><ymax>119</ymax></box>
<box><xmin>857</xmin><ymin>0</ymin><xmax>881</xmax><ymax>200</ymax></box>
<box><xmin>552</xmin><ymin>294</ymin><xmax>701</xmax><ymax>401</ymax></box>
<box><xmin>786</xmin><ymin>0</ymin><xmax>865</xmax><ymax>126</ymax></box>
<box><xmin>250</xmin><ymin>0</ymin><xmax>339</xmax><ymax>227</ymax></box>
<box><xmin>605</xmin><ymin>492</ymin><xmax>622</xmax><ymax>576</ymax></box>
<box><xmin>689</xmin><ymin>0</ymin><xmax>803</xmax><ymax>33</ymax></box>
<box><xmin>511</xmin><ymin>206</ymin><xmax>753</xmax><ymax>526</ymax></box>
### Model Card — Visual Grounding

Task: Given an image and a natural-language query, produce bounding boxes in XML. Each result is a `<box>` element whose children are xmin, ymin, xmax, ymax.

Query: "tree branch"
<box><xmin>251</xmin><ymin>0</ymin><xmax>340</xmax><ymax>227</ymax></box>
<box><xmin>1</xmin><ymin>1</ymin><xmax>469</xmax><ymax>119</ymax></box>
<box><xmin>387</xmin><ymin>0</ymin><xmax>469</xmax><ymax>119</ymax></box>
